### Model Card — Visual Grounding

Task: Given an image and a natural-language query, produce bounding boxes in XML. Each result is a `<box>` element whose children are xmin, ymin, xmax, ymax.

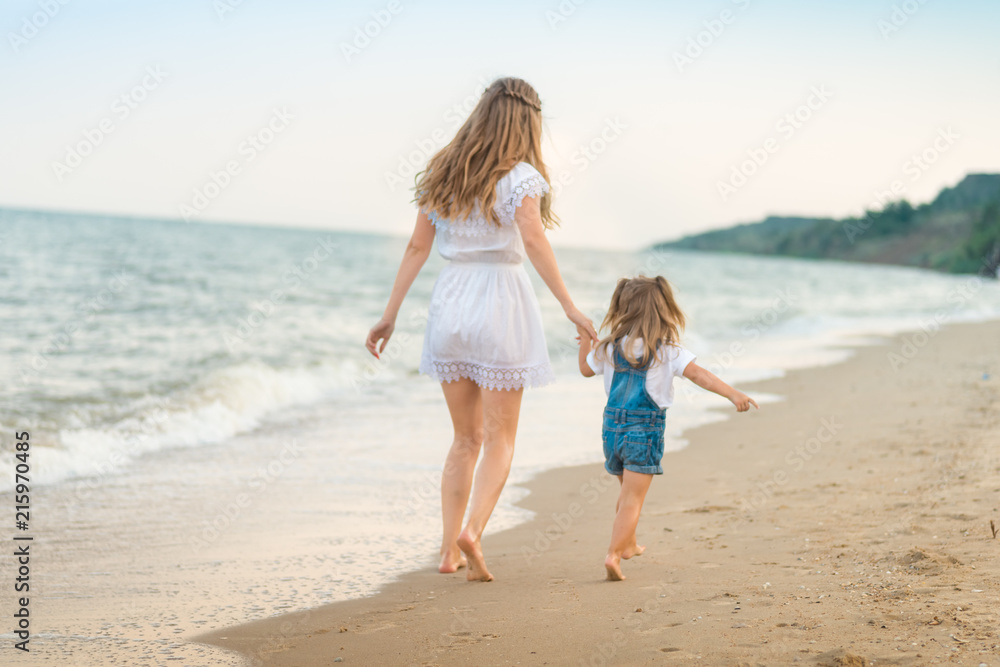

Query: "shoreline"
<box><xmin>196</xmin><ymin>320</ymin><xmax>1000</xmax><ymax>665</ymax></box>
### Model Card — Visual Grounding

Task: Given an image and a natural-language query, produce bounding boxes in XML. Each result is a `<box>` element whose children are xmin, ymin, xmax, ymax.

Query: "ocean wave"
<box><xmin>0</xmin><ymin>359</ymin><xmax>370</xmax><ymax>491</ymax></box>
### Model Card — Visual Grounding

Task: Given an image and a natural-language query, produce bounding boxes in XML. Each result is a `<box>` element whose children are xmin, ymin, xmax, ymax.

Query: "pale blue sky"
<box><xmin>2</xmin><ymin>0</ymin><xmax>998</xmax><ymax>248</ymax></box>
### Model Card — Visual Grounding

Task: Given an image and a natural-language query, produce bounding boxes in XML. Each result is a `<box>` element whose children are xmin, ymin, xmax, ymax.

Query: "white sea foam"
<box><xmin>0</xmin><ymin>359</ymin><xmax>368</xmax><ymax>491</ymax></box>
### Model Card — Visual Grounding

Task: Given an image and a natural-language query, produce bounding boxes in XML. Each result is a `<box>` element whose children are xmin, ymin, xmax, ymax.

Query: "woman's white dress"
<box><xmin>418</xmin><ymin>162</ymin><xmax>555</xmax><ymax>391</ymax></box>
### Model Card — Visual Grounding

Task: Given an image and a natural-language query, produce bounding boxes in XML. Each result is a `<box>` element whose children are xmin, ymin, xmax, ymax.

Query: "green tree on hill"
<box><xmin>965</xmin><ymin>200</ymin><xmax>1000</xmax><ymax>275</ymax></box>
<box><xmin>865</xmin><ymin>200</ymin><xmax>916</xmax><ymax>238</ymax></box>
<box><xmin>655</xmin><ymin>174</ymin><xmax>1000</xmax><ymax>277</ymax></box>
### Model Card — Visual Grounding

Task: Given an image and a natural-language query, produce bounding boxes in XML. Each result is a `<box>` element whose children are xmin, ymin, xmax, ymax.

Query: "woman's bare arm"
<box><xmin>365</xmin><ymin>212</ymin><xmax>435</xmax><ymax>358</ymax></box>
<box><xmin>514</xmin><ymin>196</ymin><xmax>598</xmax><ymax>342</ymax></box>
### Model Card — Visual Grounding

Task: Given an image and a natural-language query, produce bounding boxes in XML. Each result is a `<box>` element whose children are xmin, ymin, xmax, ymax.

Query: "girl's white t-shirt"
<box><xmin>586</xmin><ymin>338</ymin><xmax>696</xmax><ymax>409</ymax></box>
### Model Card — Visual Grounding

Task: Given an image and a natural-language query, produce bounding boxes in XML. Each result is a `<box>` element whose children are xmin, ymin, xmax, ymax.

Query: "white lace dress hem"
<box><xmin>418</xmin><ymin>359</ymin><xmax>556</xmax><ymax>391</ymax></box>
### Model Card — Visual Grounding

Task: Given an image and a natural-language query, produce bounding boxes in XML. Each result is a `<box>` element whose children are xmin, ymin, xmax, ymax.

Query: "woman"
<box><xmin>366</xmin><ymin>77</ymin><xmax>597</xmax><ymax>582</ymax></box>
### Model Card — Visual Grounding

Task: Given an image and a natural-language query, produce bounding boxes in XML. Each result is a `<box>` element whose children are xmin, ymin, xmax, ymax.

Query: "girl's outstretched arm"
<box><xmin>682</xmin><ymin>362</ymin><xmax>759</xmax><ymax>412</ymax></box>
<box><xmin>365</xmin><ymin>212</ymin><xmax>435</xmax><ymax>358</ymax></box>
<box><xmin>515</xmin><ymin>196</ymin><xmax>598</xmax><ymax>343</ymax></box>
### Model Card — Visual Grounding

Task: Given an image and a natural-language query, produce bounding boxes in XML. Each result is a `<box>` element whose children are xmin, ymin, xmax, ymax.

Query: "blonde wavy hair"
<box><xmin>595</xmin><ymin>276</ymin><xmax>686</xmax><ymax>370</ymax></box>
<box><xmin>415</xmin><ymin>77</ymin><xmax>557</xmax><ymax>229</ymax></box>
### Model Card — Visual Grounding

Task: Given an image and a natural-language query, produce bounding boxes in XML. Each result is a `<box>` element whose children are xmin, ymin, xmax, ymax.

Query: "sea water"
<box><xmin>1</xmin><ymin>209</ymin><xmax>998</xmax><ymax>663</ymax></box>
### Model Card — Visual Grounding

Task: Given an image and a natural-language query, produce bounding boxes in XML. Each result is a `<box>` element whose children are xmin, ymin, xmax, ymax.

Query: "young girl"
<box><xmin>367</xmin><ymin>77</ymin><xmax>598</xmax><ymax>582</ymax></box>
<box><xmin>578</xmin><ymin>275</ymin><xmax>758</xmax><ymax>581</ymax></box>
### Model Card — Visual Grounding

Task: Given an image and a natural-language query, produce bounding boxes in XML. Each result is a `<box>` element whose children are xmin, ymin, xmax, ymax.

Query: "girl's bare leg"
<box><xmin>606</xmin><ymin>470</ymin><xmax>653</xmax><ymax>581</ymax></box>
<box><xmin>457</xmin><ymin>385</ymin><xmax>524</xmax><ymax>582</ymax></box>
<box><xmin>439</xmin><ymin>378</ymin><xmax>484</xmax><ymax>573</ymax></box>
<box><xmin>614</xmin><ymin>474</ymin><xmax>646</xmax><ymax>560</ymax></box>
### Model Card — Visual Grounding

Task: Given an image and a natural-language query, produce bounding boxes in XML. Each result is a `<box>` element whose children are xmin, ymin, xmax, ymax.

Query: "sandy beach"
<box><xmin>196</xmin><ymin>320</ymin><xmax>1000</xmax><ymax>666</ymax></box>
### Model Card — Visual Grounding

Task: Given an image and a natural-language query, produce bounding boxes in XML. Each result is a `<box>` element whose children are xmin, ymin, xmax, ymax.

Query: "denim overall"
<box><xmin>602</xmin><ymin>346</ymin><xmax>667</xmax><ymax>475</ymax></box>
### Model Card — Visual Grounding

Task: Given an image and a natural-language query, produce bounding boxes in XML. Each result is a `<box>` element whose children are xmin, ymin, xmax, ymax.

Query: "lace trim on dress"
<box><xmin>426</xmin><ymin>209</ymin><xmax>494</xmax><ymax>238</ymax></box>
<box><xmin>420</xmin><ymin>359</ymin><xmax>555</xmax><ymax>391</ymax></box>
<box><xmin>495</xmin><ymin>174</ymin><xmax>549</xmax><ymax>225</ymax></box>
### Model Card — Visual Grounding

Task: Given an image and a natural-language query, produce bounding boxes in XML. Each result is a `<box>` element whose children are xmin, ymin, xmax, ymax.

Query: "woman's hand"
<box><xmin>366</xmin><ymin>318</ymin><xmax>395</xmax><ymax>359</ymax></box>
<box><xmin>566</xmin><ymin>306</ymin><xmax>598</xmax><ymax>343</ymax></box>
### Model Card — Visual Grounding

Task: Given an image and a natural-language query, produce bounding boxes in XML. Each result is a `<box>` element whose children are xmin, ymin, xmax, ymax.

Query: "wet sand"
<box><xmin>197</xmin><ymin>320</ymin><xmax>1000</xmax><ymax>666</ymax></box>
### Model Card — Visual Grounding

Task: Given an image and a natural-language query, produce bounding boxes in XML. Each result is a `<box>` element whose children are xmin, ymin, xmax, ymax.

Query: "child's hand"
<box><xmin>729</xmin><ymin>391</ymin><xmax>759</xmax><ymax>413</ymax></box>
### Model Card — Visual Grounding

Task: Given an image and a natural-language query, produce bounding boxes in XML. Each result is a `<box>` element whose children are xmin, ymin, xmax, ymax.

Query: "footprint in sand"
<box><xmin>684</xmin><ymin>505</ymin><xmax>735</xmax><ymax>513</ymax></box>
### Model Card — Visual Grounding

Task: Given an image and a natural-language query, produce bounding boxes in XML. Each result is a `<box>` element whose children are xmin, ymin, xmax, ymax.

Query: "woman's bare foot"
<box><xmin>457</xmin><ymin>529</ymin><xmax>493</xmax><ymax>582</ymax></box>
<box><xmin>622</xmin><ymin>543</ymin><xmax>646</xmax><ymax>560</ymax></box>
<box><xmin>438</xmin><ymin>547</ymin><xmax>467</xmax><ymax>574</ymax></box>
<box><xmin>605</xmin><ymin>554</ymin><xmax>625</xmax><ymax>581</ymax></box>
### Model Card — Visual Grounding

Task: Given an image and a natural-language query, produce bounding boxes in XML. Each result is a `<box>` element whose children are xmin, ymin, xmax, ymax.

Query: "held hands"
<box><xmin>729</xmin><ymin>391</ymin><xmax>759</xmax><ymax>413</ymax></box>
<box><xmin>566</xmin><ymin>306</ymin><xmax>599</xmax><ymax>343</ymax></box>
<box><xmin>365</xmin><ymin>318</ymin><xmax>394</xmax><ymax>359</ymax></box>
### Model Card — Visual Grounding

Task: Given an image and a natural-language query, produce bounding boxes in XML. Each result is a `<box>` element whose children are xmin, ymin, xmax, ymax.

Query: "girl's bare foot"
<box><xmin>457</xmin><ymin>529</ymin><xmax>493</xmax><ymax>582</ymax></box>
<box><xmin>438</xmin><ymin>547</ymin><xmax>467</xmax><ymax>574</ymax></box>
<box><xmin>605</xmin><ymin>554</ymin><xmax>625</xmax><ymax>581</ymax></box>
<box><xmin>622</xmin><ymin>543</ymin><xmax>646</xmax><ymax>559</ymax></box>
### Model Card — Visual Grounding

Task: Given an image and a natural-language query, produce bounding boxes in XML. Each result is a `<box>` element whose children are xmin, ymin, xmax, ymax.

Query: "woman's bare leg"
<box><xmin>439</xmin><ymin>378</ymin><xmax>484</xmax><ymax>573</ymax></box>
<box><xmin>457</xmin><ymin>385</ymin><xmax>524</xmax><ymax>582</ymax></box>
